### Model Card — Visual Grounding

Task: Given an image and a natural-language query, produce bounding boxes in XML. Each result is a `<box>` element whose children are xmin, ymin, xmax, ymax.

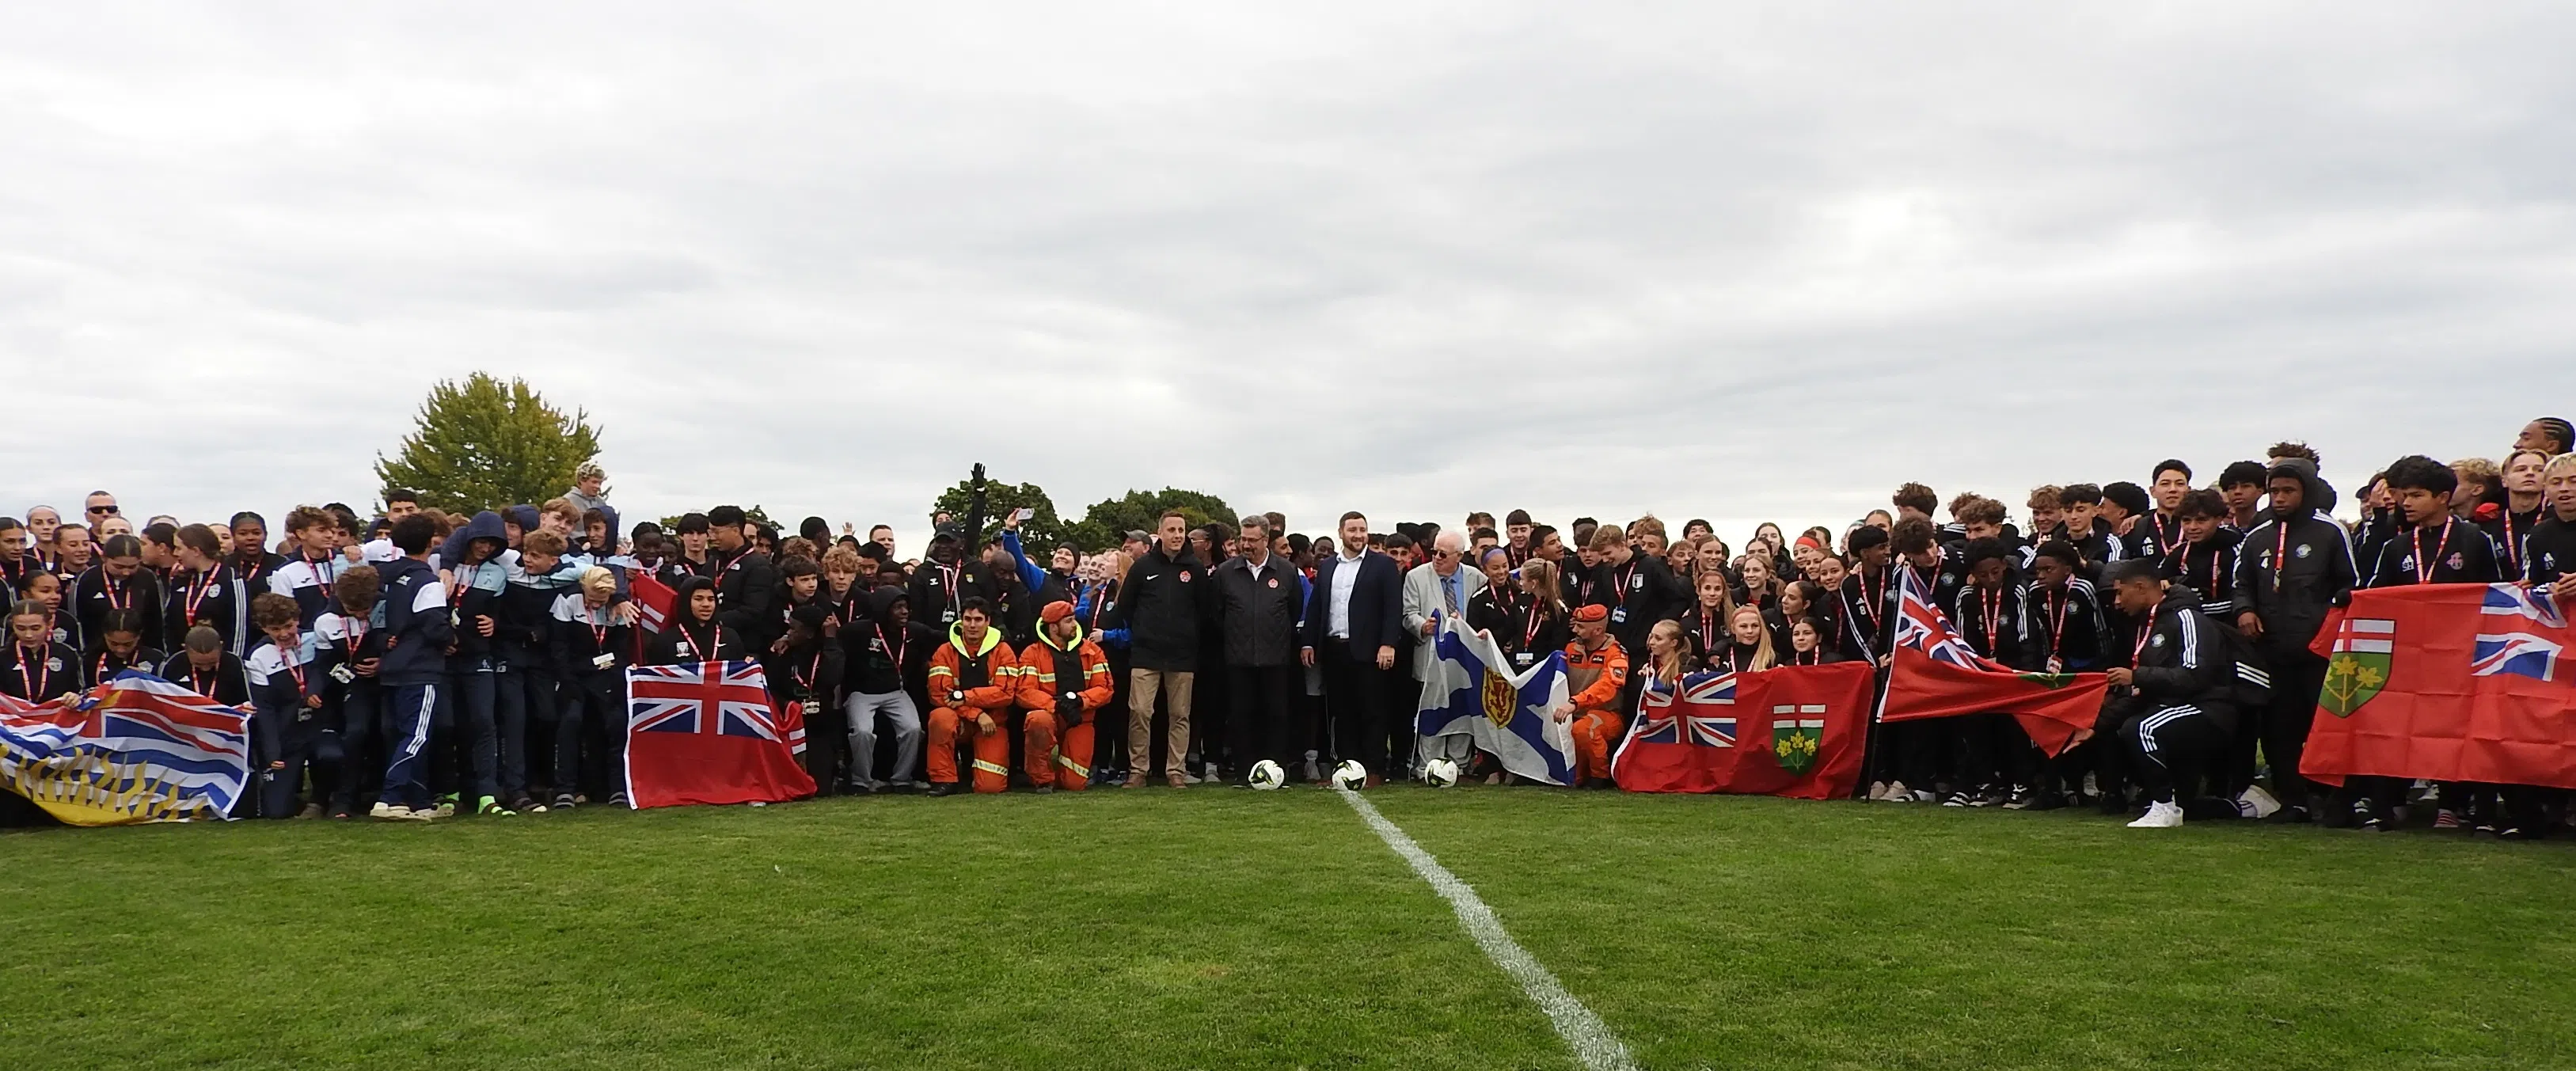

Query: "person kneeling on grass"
<box><xmin>1016</xmin><ymin>601</ymin><xmax>1115</xmax><ymax>793</ymax></box>
<box><xmin>1551</xmin><ymin>603</ymin><xmax>1628</xmax><ymax>790</ymax></box>
<box><xmin>925</xmin><ymin>598</ymin><xmax>1025</xmax><ymax>796</ymax></box>
<box><xmin>2100</xmin><ymin>560</ymin><xmax>2238</xmax><ymax>829</ymax></box>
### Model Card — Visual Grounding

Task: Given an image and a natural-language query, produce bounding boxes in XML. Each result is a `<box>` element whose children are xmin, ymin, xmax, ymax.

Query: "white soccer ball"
<box><xmin>1247</xmin><ymin>759</ymin><xmax>1286</xmax><ymax>791</ymax></box>
<box><xmin>1332</xmin><ymin>759</ymin><xmax>1370</xmax><ymax>789</ymax></box>
<box><xmin>1423</xmin><ymin>758</ymin><xmax>1461</xmax><ymax>788</ymax></box>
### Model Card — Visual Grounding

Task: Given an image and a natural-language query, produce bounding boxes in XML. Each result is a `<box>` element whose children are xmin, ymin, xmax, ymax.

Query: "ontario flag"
<box><xmin>624</xmin><ymin>659</ymin><xmax>815</xmax><ymax>808</ymax></box>
<box><xmin>1879</xmin><ymin>569</ymin><xmax>2107</xmax><ymax>755</ymax></box>
<box><xmin>629</xmin><ymin>572</ymin><xmax>677</xmax><ymax>661</ymax></box>
<box><xmin>1611</xmin><ymin>662</ymin><xmax>1875</xmax><ymax>798</ymax></box>
<box><xmin>2301</xmin><ymin>583</ymin><xmax>2576</xmax><ymax>789</ymax></box>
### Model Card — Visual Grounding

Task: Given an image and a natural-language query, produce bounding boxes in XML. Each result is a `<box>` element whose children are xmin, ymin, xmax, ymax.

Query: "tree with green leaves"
<box><xmin>1063</xmin><ymin>488</ymin><xmax>1235</xmax><ymax>551</ymax></box>
<box><xmin>929</xmin><ymin>471</ymin><xmax>1066</xmax><ymax>549</ymax></box>
<box><xmin>374</xmin><ymin>373</ymin><xmax>602</xmax><ymax>515</ymax></box>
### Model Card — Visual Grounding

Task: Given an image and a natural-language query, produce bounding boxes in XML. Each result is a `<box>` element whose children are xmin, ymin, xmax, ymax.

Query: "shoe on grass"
<box><xmin>369</xmin><ymin>802</ymin><xmax>408</xmax><ymax>822</ymax></box>
<box><xmin>606</xmin><ymin>792</ymin><xmax>629</xmax><ymax>807</ymax></box>
<box><xmin>553</xmin><ymin>793</ymin><xmax>578</xmax><ymax>811</ymax></box>
<box><xmin>926</xmin><ymin>783</ymin><xmax>956</xmax><ymax>797</ymax></box>
<box><xmin>294</xmin><ymin>803</ymin><xmax>323</xmax><ymax>819</ymax></box>
<box><xmin>1882</xmin><ymin>780</ymin><xmax>1909</xmax><ymax>803</ymax></box>
<box><xmin>477</xmin><ymin>796</ymin><xmax>514</xmax><ymax>817</ymax></box>
<box><xmin>2126</xmin><ymin>800</ymin><xmax>2184</xmax><ymax>829</ymax></box>
<box><xmin>2236</xmin><ymin>784</ymin><xmax>2282</xmax><ymax>820</ymax></box>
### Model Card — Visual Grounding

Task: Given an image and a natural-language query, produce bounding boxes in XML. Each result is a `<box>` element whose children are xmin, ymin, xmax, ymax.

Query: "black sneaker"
<box><xmin>553</xmin><ymin>793</ymin><xmax>578</xmax><ymax>811</ymax></box>
<box><xmin>1941</xmin><ymin>792</ymin><xmax>1971</xmax><ymax>807</ymax></box>
<box><xmin>926</xmin><ymin>783</ymin><xmax>956</xmax><ymax>797</ymax></box>
<box><xmin>606</xmin><ymin>792</ymin><xmax>629</xmax><ymax>807</ymax></box>
<box><xmin>1032</xmin><ymin>784</ymin><xmax>1054</xmax><ymax>796</ymax></box>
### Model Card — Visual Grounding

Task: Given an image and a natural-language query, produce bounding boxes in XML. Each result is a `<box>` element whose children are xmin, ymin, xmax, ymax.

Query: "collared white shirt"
<box><xmin>1329</xmin><ymin>548</ymin><xmax>1362</xmax><ymax>639</ymax></box>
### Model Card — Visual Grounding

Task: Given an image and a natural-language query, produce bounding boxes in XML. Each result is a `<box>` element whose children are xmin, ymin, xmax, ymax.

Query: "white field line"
<box><xmin>1336</xmin><ymin>788</ymin><xmax>1639</xmax><ymax>1071</ymax></box>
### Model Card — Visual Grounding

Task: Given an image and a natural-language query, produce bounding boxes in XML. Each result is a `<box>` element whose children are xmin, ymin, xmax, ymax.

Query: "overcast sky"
<box><xmin>5</xmin><ymin>3</ymin><xmax>2570</xmax><ymax>552</ymax></box>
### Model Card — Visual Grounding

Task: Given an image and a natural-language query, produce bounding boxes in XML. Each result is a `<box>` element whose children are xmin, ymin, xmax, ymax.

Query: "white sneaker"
<box><xmin>1883</xmin><ymin>780</ymin><xmax>1911</xmax><ymax>803</ymax></box>
<box><xmin>2236</xmin><ymin>784</ymin><xmax>2282</xmax><ymax>820</ymax></box>
<box><xmin>1302</xmin><ymin>759</ymin><xmax>1323</xmax><ymax>783</ymax></box>
<box><xmin>369</xmin><ymin>802</ymin><xmax>408</xmax><ymax>822</ymax></box>
<box><xmin>2127</xmin><ymin>800</ymin><xmax>2185</xmax><ymax>828</ymax></box>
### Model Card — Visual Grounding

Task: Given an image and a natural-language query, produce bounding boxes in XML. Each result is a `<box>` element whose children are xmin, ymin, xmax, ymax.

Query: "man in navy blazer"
<box><xmin>1301</xmin><ymin>511</ymin><xmax>1404</xmax><ymax>786</ymax></box>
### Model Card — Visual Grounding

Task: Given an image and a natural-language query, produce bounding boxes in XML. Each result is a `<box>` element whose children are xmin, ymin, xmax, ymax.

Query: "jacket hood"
<box><xmin>595</xmin><ymin>503</ymin><xmax>621</xmax><ymax>546</ymax></box>
<box><xmin>2266</xmin><ymin>458</ymin><xmax>2337</xmax><ymax>520</ymax></box>
<box><xmin>438</xmin><ymin>510</ymin><xmax>511</xmax><ymax>566</ymax></box>
<box><xmin>865</xmin><ymin>584</ymin><xmax>908</xmax><ymax>624</ymax></box>
<box><xmin>946</xmin><ymin>619</ymin><xmax>1003</xmax><ymax>657</ymax></box>
<box><xmin>1037</xmin><ymin>620</ymin><xmax>1087</xmax><ymax>651</ymax></box>
<box><xmin>507</xmin><ymin>504</ymin><xmax>541</xmax><ymax>534</ymax></box>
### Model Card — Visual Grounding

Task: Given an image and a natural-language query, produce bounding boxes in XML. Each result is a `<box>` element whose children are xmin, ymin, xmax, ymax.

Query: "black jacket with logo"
<box><xmin>1214</xmin><ymin>554</ymin><xmax>1303</xmax><ymax>668</ymax></box>
<box><xmin>1109</xmin><ymin>545</ymin><xmax>1212</xmax><ymax>672</ymax></box>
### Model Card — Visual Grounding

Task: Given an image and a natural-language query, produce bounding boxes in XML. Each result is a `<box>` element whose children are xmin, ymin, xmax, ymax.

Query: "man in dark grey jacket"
<box><xmin>2231</xmin><ymin>458</ymin><xmax>2358</xmax><ymax>822</ymax></box>
<box><xmin>1214</xmin><ymin>515</ymin><xmax>1305</xmax><ymax>786</ymax></box>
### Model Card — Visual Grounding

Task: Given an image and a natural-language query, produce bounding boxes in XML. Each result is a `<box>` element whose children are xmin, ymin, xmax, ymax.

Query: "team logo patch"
<box><xmin>2447</xmin><ymin>553</ymin><xmax>2464</xmax><ymax>570</ymax></box>
<box><xmin>1265</xmin><ymin>577</ymin><xmax>1279</xmax><ymax>588</ymax></box>
<box><xmin>46</xmin><ymin>657</ymin><xmax>63</xmax><ymax>672</ymax></box>
<box><xmin>2295</xmin><ymin>543</ymin><xmax>2312</xmax><ymax>559</ymax></box>
<box><xmin>1479</xmin><ymin>669</ymin><xmax>1518</xmax><ymax>728</ymax></box>
<box><xmin>2151</xmin><ymin>634</ymin><xmax>2167</xmax><ymax>648</ymax></box>
<box><xmin>1630</xmin><ymin>575</ymin><xmax>1644</xmax><ymax>591</ymax></box>
<box><xmin>1179</xmin><ymin>571</ymin><xmax>1191</xmax><ymax>583</ymax></box>
<box><xmin>2322</xmin><ymin>617</ymin><xmax>2396</xmax><ymax>716</ymax></box>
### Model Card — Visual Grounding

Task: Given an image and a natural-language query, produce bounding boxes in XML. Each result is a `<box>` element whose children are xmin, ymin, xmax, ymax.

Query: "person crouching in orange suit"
<box><xmin>926</xmin><ymin>597</ymin><xmax>1024</xmax><ymax>796</ymax></box>
<box><xmin>1554</xmin><ymin>602</ymin><xmax>1629</xmax><ymax>788</ymax></box>
<box><xmin>1016</xmin><ymin>600</ymin><xmax>1115</xmax><ymax>792</ymax></box>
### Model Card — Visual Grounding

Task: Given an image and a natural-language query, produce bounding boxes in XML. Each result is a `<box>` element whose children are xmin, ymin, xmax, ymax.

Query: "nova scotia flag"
<box><xmin>1415</xmin><ymin>617</ymin><xmax>1577</xmax><ymax>785</ymax></box>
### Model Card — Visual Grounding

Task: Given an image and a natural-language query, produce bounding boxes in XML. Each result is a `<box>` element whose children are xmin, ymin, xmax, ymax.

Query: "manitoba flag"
<box><xmin>1611</xmin><ymin>662</ymin><xmax>1874</xmax><ymax>799</ymax></box>
<box><xmin>1878</xmin><ymin>570</ymin><xmax>2107</xmax><ymax>755</ymax></box>
<box><xmin>2302</xmin><ymin>583</ymin><xmax>2576</xmax><ymax>789</ymax></box>
<box><xmin>624</xmin><ymin>659</ymin><xmax>815</xmax><ymax>808</ymax></box>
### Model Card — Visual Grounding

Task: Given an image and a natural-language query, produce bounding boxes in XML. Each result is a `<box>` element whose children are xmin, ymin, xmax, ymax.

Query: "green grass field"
<box><xmin>6</xmin><ymin>787</ymin><xmax>2574</xmax><ymax>1070</ymax></box>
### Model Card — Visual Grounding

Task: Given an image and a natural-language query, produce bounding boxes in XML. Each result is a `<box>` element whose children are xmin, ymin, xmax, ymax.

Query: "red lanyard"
<box><xmin>94</xmin><ymin>651</ymin><xmax>116</xmax><ymax>682</ymax></box>
<box><xmin>2046</xmin><ymin>586</ymin><xmax>2073</xmax><ymax>659</ymax></box>
<box><xmin>182</xmin><ymin>568</ymin><xmax>220</xmax><ymax>625</ymax></box>
<box><xmin>303</xmin><ymin>553</ymin><xmax>334</xmax><ymax>598</ymax></box>
<box><xmin>1794</xmin><ymin>647</ymin><xmax>1819</xmax><ymax>665</ymax></box>
<box><xmin>17</xmin><ymin>644</ymin><xmax>49</xmax><ymax>697</ymax></box>
<box><xmin>278</xmin><ymin>644</ymin><xmax>307</xmax><ymax>694</ymax></box>
<box><xmin>101</xmin><ymin>572</ymin><xmax>132</xmax><ymax>611</ymax></box>
<box><xmin>937</xmin><ymin>562</ymin><xmax>961</xmax><ymax>606</ymax></box>
<box><xmin>189</xmin><ymin>664</ymin><xmax>218</xmax><ymax>697</ymax></box>
<box><xmin>2413</xmin><ymin>519</ymin><xmax>2454</xmax><ymax>585</ymax></box>
<box><xmin>2130</xmin><ymin>603</ymin><xmax>2158</xmax><ymax>666</ymax></box>
<box><xmin>345</xmin><ymin>619</ymin><xmax>367</xmax><ymax>655</ymax></box>
<box><xmin>877</xmin><ymin>624</ymin><xmax>907</xmax><ymax>669</ymax></box>
<box><xmin>1522</xmin><ymin>597</ymin><xmax>1547</xmax><ymax>650</ymax></box>
<box><xmin>589</xmin><ymin>609</ymin><xmax>610</xmax><ymax>652</ymax></box>
<box><xmin>2150</xmin><ymin>513</ymin><xmax>2180</xmax><ymax>554</ymax></box>
<box><xmin>235</xmin><ymin>556</ymin><xmax>266</xmax><ymax>589</ymax></box>
<box><xmin>1976</xmin><ymin>587</ymin><xmax>2003</xmax><ymax>652</ymax></box>
<box><xmin>2502</xmin><ymin>512</ymin><xmax>2526</xmax><ymax>572</ymax></box>
<box><xmin>2272</xmin><ymin>522</ymin><xmax>2290</xmax><ymax>593</ymax></box>
<box><xmin>682</xmin><ymin>622</ymin><xmax>714</xmax><ymax>663</ymax></box>
<box><xmin>1700</xmin><ymin>608</ymin><xmax>1721</xmax><ymax>648</ymax></box>
<box><xmin>1616</xmin><ymin>561</ymin><xmax>1638</xmax><ymax>601</ymax></box>
<box><xmin>1856</xmin><ymin>569</ymin><xmax>1884</xmax><ymax>626</ymax></box>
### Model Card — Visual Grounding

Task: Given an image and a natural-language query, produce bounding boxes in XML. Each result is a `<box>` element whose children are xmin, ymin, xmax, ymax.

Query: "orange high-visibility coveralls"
<box><xmin>1562</xmin><ymin>636</ymin><xmax>1630</xmax><ymax>782</ymax></box>
<box><xmin>1016</xmin><ymin>623</ymin><xmax>1115</xmax><ymax>791</ymax></box>
<box><xmin>927</xmin><ymin>623</ymin><xmax>1026</xmax><ymax>792</ymax></box>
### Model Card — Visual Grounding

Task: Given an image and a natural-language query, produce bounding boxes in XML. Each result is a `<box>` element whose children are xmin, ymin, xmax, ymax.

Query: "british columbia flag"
<box><xmin>2473</xmin><ymin>584</ymin><xmax>2567</xmax><ymax>682</ymax></box>
<box><xmin>1631</xmin><ymin>671</ymin><xmax>1738</xmax><ymax>746</ymax></box>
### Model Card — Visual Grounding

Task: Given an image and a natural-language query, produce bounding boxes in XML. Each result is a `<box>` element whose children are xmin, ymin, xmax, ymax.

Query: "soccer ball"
<box><xmin>1332</xmin><ymin>759</ymin><xmax>1370</xmax><ymax>789</ymax></box>
<box><xmin>1423</xmin><ymin>758</ymin><xmax>1461</xmax><ymax>788</ymax></box>
<box><xmin>1247</xmin><ymin>759</ymin><xmax>1286</xmax><ymax>791</ymax></box>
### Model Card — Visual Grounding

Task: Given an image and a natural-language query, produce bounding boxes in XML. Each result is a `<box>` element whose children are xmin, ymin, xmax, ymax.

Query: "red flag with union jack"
<box><xmin>2301</xmin><ymin>583</ymin><xmax>2576</xmax><ymax>789</ymax></box>
<box><xmin>623</xmin><ymin>659</ymin><xmax>815</xmax><ymax>808</ymax></box>
<box><xmin>1879</xmin><ymin>569</ymin><xmax>2107</xmax><ymax>755</ymax></box>
<box><xmin>1610</xmin><ymin>662</ymin><xmax>1874</xmax><ymax>798</ymax></box>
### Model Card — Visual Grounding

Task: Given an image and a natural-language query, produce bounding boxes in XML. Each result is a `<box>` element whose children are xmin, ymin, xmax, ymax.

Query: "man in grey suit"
<box><xmin>1403</xmin><ymin>529</ymin><xmax>1487</xmax><ymax>778</ymax></box>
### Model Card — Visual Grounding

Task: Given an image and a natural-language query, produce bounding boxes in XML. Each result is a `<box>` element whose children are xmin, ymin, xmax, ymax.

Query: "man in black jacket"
<box><xmin>1586</xmin><ymin>522</ymin><xmax>1686</xmax><ymax>653</ymax></box>
<box><xmin>708</xmin><ymin>505</ymin><xmax>779</xmax><ymax>652</ymax></box>
<box><xmin>2231</xmin><ymin>458</ymin><xmax>2357</xmax><ymax>822</ymax></box>
<box><xmin>1215</xmin><ymin>515</ymin><xmax>1303</xmax><ymax>786</ymax></box>
<box><xmin>2103</xmin><ymin>560</ymin><xmax>2236</xmax><ymax>829</ymax></box>
<box><xmin>1301</xmin><ymin>511</ymin><xmax>1404</xmax><ymax>786</ymax></box>
<box><xmin>1110</xmin><ymin>510</ymin><xmax>1212</xmax><ymax>788</ymax></box>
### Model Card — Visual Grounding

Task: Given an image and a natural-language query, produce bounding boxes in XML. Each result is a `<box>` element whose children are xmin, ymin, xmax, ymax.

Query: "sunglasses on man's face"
<box><xmin>88</xmin><ymin>505</ymin><xmax>117</xmax><ymax>515</ymax></box>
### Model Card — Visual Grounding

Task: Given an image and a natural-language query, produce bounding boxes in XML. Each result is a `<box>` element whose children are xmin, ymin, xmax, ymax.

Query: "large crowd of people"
<box><xmin>6</xmin><ymin>418</ymin><xmax>2575</xmax><ymax>836</ymax></box>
